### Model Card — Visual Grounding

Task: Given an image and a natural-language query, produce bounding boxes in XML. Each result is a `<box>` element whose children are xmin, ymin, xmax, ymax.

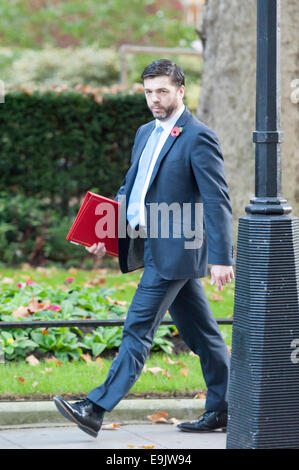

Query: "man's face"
<box><xmin>143</xmin><ymin>75</ymin><xmax>184</xmax><ymax>121</ymax></box>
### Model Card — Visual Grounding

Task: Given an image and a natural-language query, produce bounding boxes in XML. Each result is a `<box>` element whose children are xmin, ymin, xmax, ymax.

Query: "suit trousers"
<box><xmin>87</xmin><ymin>237</ymin><xmax>230</xmax><ymax>412</ymax></box>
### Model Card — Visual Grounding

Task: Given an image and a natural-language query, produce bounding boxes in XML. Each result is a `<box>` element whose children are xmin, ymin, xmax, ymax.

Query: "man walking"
<box><xmin>54</xmin><ymin>59</ymin><xmax>234</xmax><ymax>437</ymax></box>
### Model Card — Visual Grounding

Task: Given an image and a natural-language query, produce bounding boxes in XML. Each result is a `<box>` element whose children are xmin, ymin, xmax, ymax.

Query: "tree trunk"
<box><xmin>197</xmin><ymin>0</ymin><xmax>299</xmax><ymax>237</ymax></box>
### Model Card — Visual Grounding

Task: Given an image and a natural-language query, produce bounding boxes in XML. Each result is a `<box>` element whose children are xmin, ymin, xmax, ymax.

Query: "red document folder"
<box><xmin>66</xmin><ymin>191</ymin><xmax>120</xmax><ymax>257</ymax></box>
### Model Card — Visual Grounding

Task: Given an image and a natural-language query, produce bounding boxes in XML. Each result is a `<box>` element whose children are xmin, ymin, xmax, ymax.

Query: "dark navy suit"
<box><xmin>87</xmin><ymin>107</ymin><xmax>234</xmax><ymax>412</ymax></box>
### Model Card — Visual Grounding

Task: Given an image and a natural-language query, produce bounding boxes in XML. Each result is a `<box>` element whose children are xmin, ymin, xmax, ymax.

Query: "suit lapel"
<box><xmin>146</xmin><ymin>107</ymin><xmax>191</xmax><ymax>192</ymax></box>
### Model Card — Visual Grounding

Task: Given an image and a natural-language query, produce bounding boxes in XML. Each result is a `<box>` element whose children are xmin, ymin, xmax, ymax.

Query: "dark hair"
<box><xmin>141</xmin><ymin>59</ymin><xmax>185</xmax><ymax>87</ymax></box>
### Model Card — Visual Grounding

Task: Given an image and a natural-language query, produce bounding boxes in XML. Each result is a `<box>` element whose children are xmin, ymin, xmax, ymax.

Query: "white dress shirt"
<box><xmin>139</xmin><ymin>104</ymin><xmax>185</xmax><ymax>227</ymax></box>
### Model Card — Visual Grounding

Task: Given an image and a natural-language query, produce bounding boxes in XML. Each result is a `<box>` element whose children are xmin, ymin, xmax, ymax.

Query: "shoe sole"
<box><xmin>53</xmin><ymin>397</ymin><xmax>98</xmax><ymax>438</ymax></box>
<box><xmin>178</xmin><ymin>427</ymin><xmax>227</xmax><ymax>433</ymax></box>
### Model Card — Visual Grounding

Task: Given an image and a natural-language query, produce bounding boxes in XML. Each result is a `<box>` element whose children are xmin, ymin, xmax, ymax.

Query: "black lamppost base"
<box><xmin>245</xmin><ymin>197</ymin><xmax>292</xmax><ymax>216</ymax></box>
<box><xmin>226</xmin><ymin>214</ymin><xmax>299</xmax><ymax>448</ymax></box>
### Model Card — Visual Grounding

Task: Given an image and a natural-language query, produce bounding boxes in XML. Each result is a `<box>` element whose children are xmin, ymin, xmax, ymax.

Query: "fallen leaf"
<box><xmin>101</xmin><ymin>423</ymin><xmax>120</xmax><ymax>430</ymax></box>
<box><xmin>164</xmin><ymin>357</ymin><xmax>176</xmax><ymax>365</ymax></box>
<box><xmin>163</xmin><ymin>357</ymin><xmax>187</xmax><ymax>370</ymax></box>
<box><xmin>96</xmin><ymin>357</ymin><xmax>104</xmax><ymax>370</ymax></box>
<box><xmin>194</xmin><ymin>392</ymin><xmax>206</xmax><ymax>399</ymax></box>
<box><xmin>12</xmin><ymin>306</ymin><xmax>31</xmax><ymax>319</ymax></box>
<box><xmin>40</xmin><ymin>368</ymin><xmax>52</xmax><ymax>375</ymax></box>
<box><xmin>146</xmin><ymin>367</ymin><xmax>165</xmax><ymax>375</ymax></box>
<box><xmin>147</xmin><ymin>411</ymin><xmax>168</xmax><ymax>423</ymax></box>
<box><xmin>28</xmin><ymin>297</ymin><xmax>51</xmax><ymax>312</ymax></box>
<box><xmin>176</xmin><ymin>361</ymin><xmax>187</xmax><ymax>368</ymax></box>
<box><xmin>141</xmin><ymin>445</ymin><xmax>155</xmax><ymax>449</ymax></box>
<box><xmin>105</xmin><ymin>296</ymin><xmax>127</xmax><ymax>306</ymax></box>
<box><xmin>127</xmin><ymin>445</ymin><xmax>136</xmax><ymax>448</ymax></box>
<box><xmin>14</xmin><ymin>376</ymin><xmax>25</xmax><ymax>383</ymax></box>
<box><xmin>162</xmin><ymin>369</ymin><xmax>174</xmax><ymax>378</ymax></box>
<box><xmin>189</xmin><ymin>351</ymin><xmax>199</xmax><ymax>358</ymax></box>
<box><xmin>88</xmin><ymin>277</ymin><xmax>107</xmax><ymax>286</ymax></box>
<box><xmin>181</xmin><ymin>368</ymin><xmax>189</xmax><ymax>377</ymax></box>
<box><xmin>26</xmin><ymin>354</ymin><xmax>40</xmax><ymax>366</ymax></box>
<box><xmin>45</xmin><ymin>357</ymin><xmax>62</xmax><ymax>366</ymax></box>
<box><xmin>32</xmin><ymin>382</ymin><xmax>39</xmax><ymax>388</ymax></box>
<box><xmin>169</xmin><ymin>417</ymin><xmax>182</xmax><ymax>426</ymax></box>
<box><xmin>83</xmin><ymin>271</ymin><xmax>107</xmax><ymax>287</ymax></box>
<box><xmin>12</xmin><ymin>297</ymin><xmax>51</xmax><ymax>319</ymax></box>
<box><xmin>81</xmin><ymin>353</ymin><xmax>93</xmax><ymax>364</ymax></box>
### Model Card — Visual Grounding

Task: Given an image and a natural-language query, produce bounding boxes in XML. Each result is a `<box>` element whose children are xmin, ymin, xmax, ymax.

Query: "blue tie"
<box><xmin>127</xmin><ymin>125</ymin><xmax>163</xmax><ymax>229</ymax></box>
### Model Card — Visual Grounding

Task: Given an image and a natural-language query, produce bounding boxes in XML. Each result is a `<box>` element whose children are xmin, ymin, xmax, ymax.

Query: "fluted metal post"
<box><xmin>226</xmin><ymin>0</ymin><xmax>299</xmax><ymax>449</ymax></box>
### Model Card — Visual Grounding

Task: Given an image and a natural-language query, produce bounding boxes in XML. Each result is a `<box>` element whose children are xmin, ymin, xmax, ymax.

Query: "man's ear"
<box><xmin>179</xmin><ymin>85</ymin><xmax>185</xmax><ymax>100</ymax></box>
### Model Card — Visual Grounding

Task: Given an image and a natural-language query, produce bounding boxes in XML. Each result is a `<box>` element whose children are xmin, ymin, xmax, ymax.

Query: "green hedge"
<box><xmin>0</xmin><ymin>90</ymin><xmax>152</xmax><ymax>215</ymax></box>
<box><xmin>0</xmin><ymin>90</ymin><xmax>152</xmax><ymax>265</ymax></box>
<box><xmin>0</xmin><ymin>190</ymin><xmax>86</xmax><ymax>266</ymax></box>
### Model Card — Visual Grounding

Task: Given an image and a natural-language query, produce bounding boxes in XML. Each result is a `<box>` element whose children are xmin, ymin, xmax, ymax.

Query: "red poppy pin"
<box><xmin>170</xmin><ymin>126</ymin><xmax>183</xmax><ymax>137</ymax></box>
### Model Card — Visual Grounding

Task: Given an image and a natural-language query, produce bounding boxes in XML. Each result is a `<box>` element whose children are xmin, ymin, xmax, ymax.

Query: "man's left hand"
<box><xmin>210</xmin><ymin>265</ymin><xmax>234</xmax><ymax>291</ymax></box>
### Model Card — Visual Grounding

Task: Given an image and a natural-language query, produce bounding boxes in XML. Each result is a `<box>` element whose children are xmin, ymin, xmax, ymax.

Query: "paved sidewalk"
<box><xmin>0</xmin><ymin>398</ymin><xmax>228</xmax><ymax>449</ymax></box>
<box><xmin>0</xmin><ymin>422</ymin><xmax>227</xmax><ymax>449</ymax></box>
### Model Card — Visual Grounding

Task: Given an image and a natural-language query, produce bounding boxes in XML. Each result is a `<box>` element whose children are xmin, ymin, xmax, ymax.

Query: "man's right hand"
<box><xmin>85</xmin><ymin>242</ymin><xmax>106</xmax><ymax>258</ymax></box>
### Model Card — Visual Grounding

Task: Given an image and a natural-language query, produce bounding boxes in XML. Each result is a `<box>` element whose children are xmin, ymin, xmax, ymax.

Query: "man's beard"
<box><xmin>150</xmin><ymin>102</ymin><xmax>178</xmax><ymax>121</ymax></box>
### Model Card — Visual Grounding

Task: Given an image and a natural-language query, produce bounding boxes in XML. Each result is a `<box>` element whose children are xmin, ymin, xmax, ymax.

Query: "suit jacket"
<box><xmin>115</xmin><ymin>107</ymin><xmax>234</xmax><ymax>280</ymax></box>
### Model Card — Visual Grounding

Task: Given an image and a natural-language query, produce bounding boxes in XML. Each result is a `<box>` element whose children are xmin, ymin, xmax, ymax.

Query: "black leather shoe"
<box><xmin>53</xmin><ymin>396</ymin><xmax>105</xmax><ymax>438</ymax></box>
<box><xmin>177</xmin><ymin>410</ymin><xmax>227</xmax><ymax>433</ymax></box>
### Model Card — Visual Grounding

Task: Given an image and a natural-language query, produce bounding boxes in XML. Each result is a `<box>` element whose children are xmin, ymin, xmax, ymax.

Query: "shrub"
<box><xmin>0</xmin><ymin>89</ymin><xmax>151</xmax><ymax>216</ymax></box>
<box><xmin>0</xmin><ymin>191</ymin><xmax>84</xmax><ymax>265</ymax></box>
<box><xmin>0</xmin><ymin>88</ymin><xmax>152</xmax><ymax>264</ymax></box>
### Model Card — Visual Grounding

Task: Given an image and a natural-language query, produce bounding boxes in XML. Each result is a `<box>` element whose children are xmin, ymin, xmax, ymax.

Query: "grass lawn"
<box><xmin>0</xmin><ymin>352</ymin><xmax>206</xmax><ymax>399</ymax></box>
